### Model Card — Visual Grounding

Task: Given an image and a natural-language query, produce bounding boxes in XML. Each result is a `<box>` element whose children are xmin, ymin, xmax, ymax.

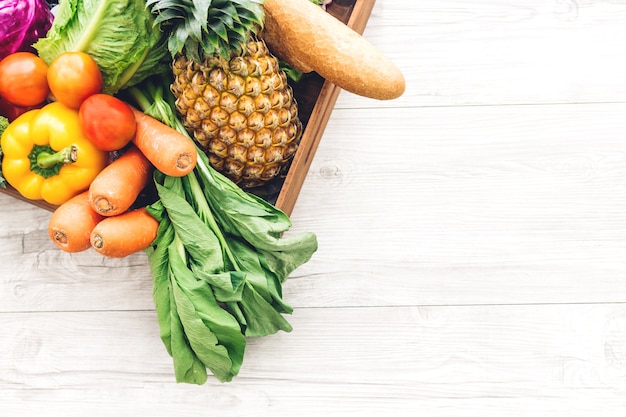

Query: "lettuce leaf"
<box><xmin>34</xmin><ymin>0</ymin><xmax>169</xmax><ymax>94</ymax></box>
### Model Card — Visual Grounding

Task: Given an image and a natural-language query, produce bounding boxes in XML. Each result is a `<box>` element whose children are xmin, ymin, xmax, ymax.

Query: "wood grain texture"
<box><xmin>2</xmin><ymin>305</ymin><xmax>626</xmax><ymax>416</ymax></box>
<box><xmin>286</xmin><ymin>103</ymin><xmax>626</xmax><ymax>307</ymax></box>
<box><xmin>2</xmin><ymin>0</ymin><xmax>626</xmax><ymax>415</ymax></box>
<box><xmin>337</xmin><ymin>0</ymin><xmax>626</xmax><ymax>109</ymax></box>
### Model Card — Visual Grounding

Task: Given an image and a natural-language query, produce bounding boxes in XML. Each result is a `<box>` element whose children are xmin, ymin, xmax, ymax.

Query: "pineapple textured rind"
<box><xmin>148</xmin><ymin>0</ymin><xmax>303</xmax><ymax>188</ymax></box>
<box><xmin>171</xmin><ymin>40</ymin><xmax>302</xmax><ymax>188</ymax></box>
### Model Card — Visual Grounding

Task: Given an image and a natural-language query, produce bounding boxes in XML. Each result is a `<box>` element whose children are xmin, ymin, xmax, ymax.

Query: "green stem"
<box><xmin>128</xmin><ymin>79</ymin><xmax>189</xmax><ymax>137</ymax></box>
<box><xmin>185</xmin><ymin>171</ymin><xmax>241</xmax><ymax>271</ymax></box>
<box><xmin>74</xmin><ymin>0</ymin><xmax>107</xmax><ymax>51</ymax></box>
<box><xmin>126</xmin><ymin>86</ymin><xmax>151</xmax><ymax>113</ymax></box>
<box><xmin>173</xmin><ymin>231</ymin><xmax>187</xmax><ymax>264</ymax></box>
<box><xmin>36</xmin><ymin>145</ymin><xmax>77</xmax><ymax>168</ymax></box>
<box><xmin>112</xmin><ymin>47</ymin><xmax>150</xmax><ymax>93</ymax></box>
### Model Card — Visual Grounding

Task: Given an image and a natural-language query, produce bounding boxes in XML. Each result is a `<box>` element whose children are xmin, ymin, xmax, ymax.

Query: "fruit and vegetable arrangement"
<box><xmin>0</xmin><ymin>0</ymin><xmax>404</xmax><ymax>383</ymax></box>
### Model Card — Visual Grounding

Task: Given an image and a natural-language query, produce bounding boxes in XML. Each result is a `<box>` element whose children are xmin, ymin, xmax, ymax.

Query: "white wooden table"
<box><xmin>3</xmin><ymin>1</ymin><xmax>626</xmax><ymax>415</ymax></box>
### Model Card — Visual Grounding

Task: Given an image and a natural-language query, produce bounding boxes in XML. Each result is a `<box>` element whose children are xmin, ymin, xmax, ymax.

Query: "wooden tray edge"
<box><xmin>274</xmin><ymin>0</ymin><xmax>376</xmax><ymax>215</ymax></box>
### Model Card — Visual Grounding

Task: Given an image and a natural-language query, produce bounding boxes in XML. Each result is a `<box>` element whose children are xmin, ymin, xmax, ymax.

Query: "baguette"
<box><xmin>260</xmin><ymin>0</ymin><xmax>405</xmax><ymax>100</ymax></box>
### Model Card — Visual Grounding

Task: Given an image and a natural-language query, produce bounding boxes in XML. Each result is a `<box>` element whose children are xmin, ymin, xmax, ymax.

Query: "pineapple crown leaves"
<box><xmin>146</xmin><ymin>0</ymin><xmax>265</xmax><ymax>61</ymax></box>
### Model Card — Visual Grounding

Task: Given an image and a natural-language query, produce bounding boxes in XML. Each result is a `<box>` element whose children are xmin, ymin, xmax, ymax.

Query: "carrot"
<box><xmin>89</xmin><ymin>145</ymin><xmax>153</xmax><ymax>217</ymax></box>
<box><xmin>90</xmin><ymin>207</ymin><xmax>159</xmax><ymax>258</ymax></box>
<box><xmin>48</xmin><ymin>190</ymin><xmax>104</xmax><ymax>252</ymax></box>
<box><xmin>131</xmin><ymin>108</ymin><xmax>197</xmax><ymax>177</ymax></box>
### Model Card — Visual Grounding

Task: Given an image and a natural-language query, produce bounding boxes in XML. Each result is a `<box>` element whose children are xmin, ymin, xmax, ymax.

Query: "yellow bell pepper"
<box><xmin>1</xmin><ymin>101</ymin><xmax>108</xmax><ymax>205</ymax></box>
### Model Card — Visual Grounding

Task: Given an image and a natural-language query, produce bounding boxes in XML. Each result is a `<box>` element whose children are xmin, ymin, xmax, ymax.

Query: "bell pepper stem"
<box><xmin>36</xmin><ymin>145</ymin><xmax>78</xmax><ymax>169</ymax></box>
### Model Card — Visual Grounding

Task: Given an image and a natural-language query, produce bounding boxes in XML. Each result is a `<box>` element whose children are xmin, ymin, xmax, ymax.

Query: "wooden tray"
<box><xmin>0</xmin><ymin>0</ymin><xmax>376</xmax><ymax>216</ymax></box>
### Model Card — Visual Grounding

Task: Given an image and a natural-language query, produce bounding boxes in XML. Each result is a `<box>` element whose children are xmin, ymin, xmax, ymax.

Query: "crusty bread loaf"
<box><xmin>260</xmin><ymin>0</ymin><xmax>405</xmax><ymax>100</ymax></box>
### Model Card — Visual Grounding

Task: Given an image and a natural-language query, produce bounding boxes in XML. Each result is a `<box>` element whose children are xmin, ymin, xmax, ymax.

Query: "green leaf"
<box><xmin>196</xmin><ymin>156</ymin><xmax>292</xmax><ymax>238</ymax></box>
<box><xmin>192</xmin><ymin>0</ymin><xmax>211</xmax><ymax>32</ymax></box>
<box><xmin>156</xmin><ymin>181</ymin><xmax>225</xmax><ymax>274</ymax></box>
<box><xmin>225</xmin><ymin>301</ymin><xmax>246</xmax><ymax>328</ymax></box>
<box><xmin>168</xmin><ymin>243</ymin><xmax>244</xmax><ymax>382</ymax></box>
<box><xmin>146</xmin><ymin>216</ymin><xmax>175</xmax><ymax>355</ymax></box>
<box><xmin>118</xmin><ymin>35</ymin><xmax>171</xmax><ymax>91</ymax></box>
<box><xmin>196</xmin><ymin>156</ymin><xmax>318</xmax><ymax>281</ymax></box>
<box><xmin>168</xmin><ymin>269</ymin><xmax>209</xmax><ymax>385</ymax></box>
<box><xmin>227</xmin><ymin>238</ymin><xmax>294</xmax><ymax>336</ymax></box>
<box><xmin>240</xmin><ymin>283</ymin><xmax>293</xmax><ymax>337</ymax></box>
<box><xmin>150</xmin><ymin>171</ymin><xmax>247</xmax><ymax>382</ymax></box>
<box><xmin>207</xmin><ymin>15</ymin><xmax>229</xmax><ymax>44</ymax></box>
<box><xmin>193</xmin><ymin>269</ymin><xmax>246</xmax><ymax>302</ymax></box>
<box><xmin>227</xmin><ymin>239</ymin><xmax>273</xmax><ymax>302</ymax></box>
<box><xmin>146</xmin><ymin>218</ymin><xmax>208</xmax><ymax>385</ymax></box>
<box><xmin>258</xmin><ymin>232</ymin><xmax>319</xmax><ymax>282</ymax></box>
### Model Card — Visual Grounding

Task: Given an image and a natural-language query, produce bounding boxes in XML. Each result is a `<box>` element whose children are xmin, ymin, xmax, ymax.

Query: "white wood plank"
<box><xmin>0</xmin><ymin>201</ymin><xmax>155</xmax><ymax>312</ymax></box>
<box><xmin>337</xmin><ymin>0</ymin><xmax>626</xmax><ymax>109</ymax></box>
<box><xmin>285</xmin><ymin>102</ymin><xmax>626</xmax><ymax>307</ymax></box>
<box><xmin>3</xmin><ymin>304</ymin><xmax>626</xmax><ymax>416</ymax></box>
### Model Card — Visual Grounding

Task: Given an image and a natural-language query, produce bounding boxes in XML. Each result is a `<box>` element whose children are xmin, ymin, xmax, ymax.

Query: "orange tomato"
<box><xmin>47</xmin><ymin>52</ymin><xmax>103</xmax><ymax>109</ymax></box>
<box><xmin>0</xmin><ymin>52</ymin><xmax>49</xmax><ymax>107</ymax></box>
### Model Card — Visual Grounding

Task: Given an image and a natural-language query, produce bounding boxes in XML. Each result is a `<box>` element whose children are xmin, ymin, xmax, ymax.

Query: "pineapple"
<box><xmin>147</xmin><ymin>0</ymin><xmax>302</xmax><ymax>189</ymax></box>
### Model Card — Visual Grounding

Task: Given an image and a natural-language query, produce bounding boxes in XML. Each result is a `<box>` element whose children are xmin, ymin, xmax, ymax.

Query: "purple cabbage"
<box><xmin>0</xmin><ymin>0</ymin><xmax>54</xmax><ymax>60</ymax></box>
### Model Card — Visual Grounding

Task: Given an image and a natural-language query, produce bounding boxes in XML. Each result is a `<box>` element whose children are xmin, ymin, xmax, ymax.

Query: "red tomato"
<box><xmin>79</xmin><ymin>94</ymin><xmax>137</xmax><ymax>151</ymax></box>
<box><xmin>0</xmin><ymin>52</ymin><xmax>49</xmax><ymax>107</ymax></box>
<box><xmin>47</xmin><ymin>52</ymin><xmax>103</xmax><ymax>109</ymax></box>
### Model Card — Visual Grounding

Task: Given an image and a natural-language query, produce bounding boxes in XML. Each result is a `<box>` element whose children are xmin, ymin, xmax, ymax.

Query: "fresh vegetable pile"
<box><xmin>0</xmin><ymin>0</ymin><xmax>320</xmax><ymax>384</ymax></box>
<box><xmin>0</xmin><ymin>0</ymin><xmax>404</xmax><ymax>384</ymax></box>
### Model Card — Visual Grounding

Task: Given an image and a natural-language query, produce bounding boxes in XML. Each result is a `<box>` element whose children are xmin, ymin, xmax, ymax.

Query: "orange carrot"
<box><xmin>89</xmin><ymin>145</ymin><xmax>153</xmax><ymax>217</ymax></box>
<box><xmin>48</xmin><ymin>190</ymin><xmax>105</xmax><ymax>252</ymax></box>
<box><xmin>131</xmin><ymin>108</ymin><xmax>197</xmax><ymax>177</ymax></box>
<box><xmin>90</xmin><ymin>207</ymin><xmax>159</xmax><ymax>258</ymax></box>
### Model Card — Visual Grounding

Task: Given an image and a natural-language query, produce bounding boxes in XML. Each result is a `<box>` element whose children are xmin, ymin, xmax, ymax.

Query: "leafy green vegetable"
<box><xmin>0</xmin><ymin>116</ymin><xmax>9</xmax><ymax>188</ymax></box>
<box><xmin>0</xmin><ymin>116</ymin><xmax>8</xmax><ymax>137</ymax></box>
<box><xmin>130</xmin><ymin>77</ymin><xmax>318</xmax><ymax>383</ymax></box>
<box><xmin>147</xmin><ymin>180</ymin><xmax>247</xmax><ymax>383</ymax></box>
<box><xmin>34</xmin><ymin>0</ymin><xmax>170</xmax><ymax>94</ymax></box>
<box><xmin>279</xmin><ymin>60</ymin><xmax>303</xmax><ymax>83</ymax></box>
